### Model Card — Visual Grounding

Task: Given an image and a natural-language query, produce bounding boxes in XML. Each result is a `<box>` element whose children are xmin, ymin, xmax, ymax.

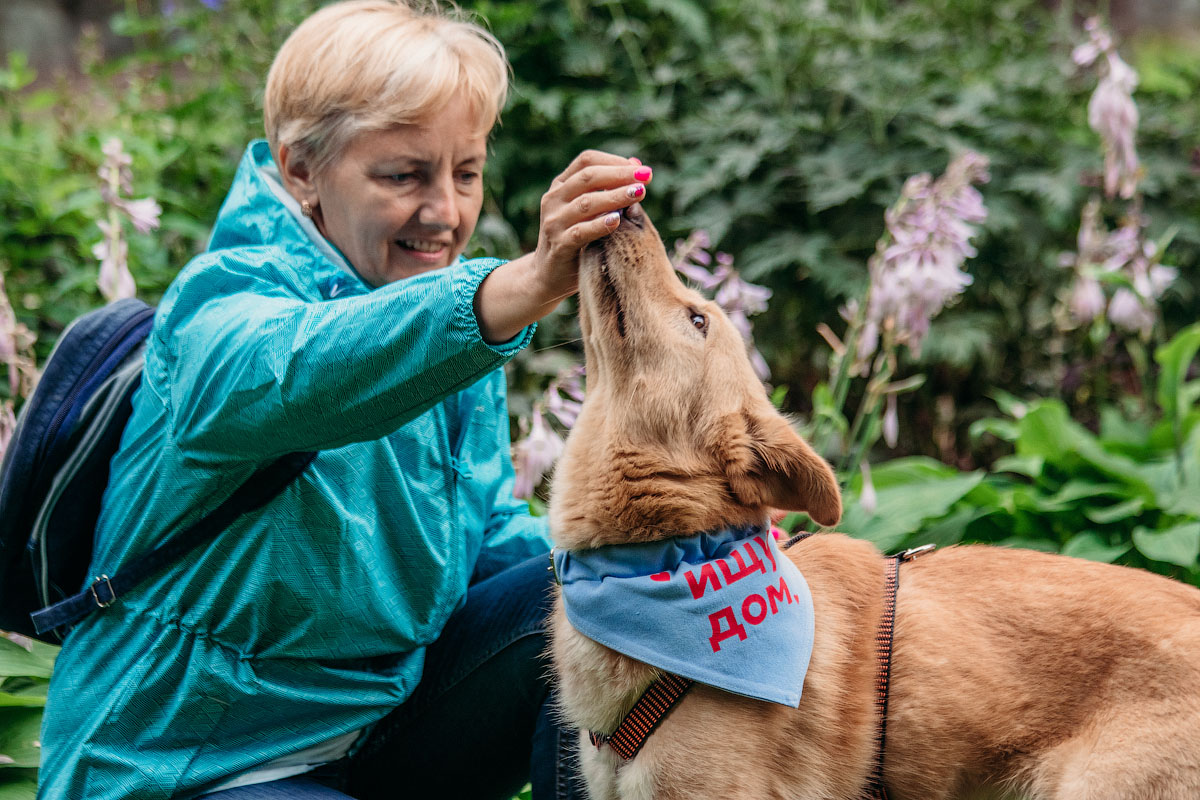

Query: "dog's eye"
<box><xmin>689</xmin><ymin>311</ymin><xmax>708</xmax><ymax>335</ymax></box>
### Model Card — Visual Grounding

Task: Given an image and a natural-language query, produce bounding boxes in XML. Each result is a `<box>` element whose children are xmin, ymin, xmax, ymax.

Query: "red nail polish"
<box><xmin>629</xmin><ymin>157</ymin><xmax>642</xmax><ymax>166</ymax></box>
<box><xmin>628</xmin><ymin>184</ymin><xmax>645</xmax><ymax>198</ymax></box>
<box><xmin>634</xmin><ymin>167</ymin><xmax>652</xmax><ymax>182</ymax></box>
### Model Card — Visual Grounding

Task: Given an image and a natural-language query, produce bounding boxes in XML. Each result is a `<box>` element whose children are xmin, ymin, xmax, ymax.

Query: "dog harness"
<box><xmin>573</xmin><ymin>532</ymin><xmax>937</xmax><ymax>800</ymax></box>
<box><xmin>554</xmin><ymin>524</ymin><xmax>815</xmax><ymax>707</ymax></box>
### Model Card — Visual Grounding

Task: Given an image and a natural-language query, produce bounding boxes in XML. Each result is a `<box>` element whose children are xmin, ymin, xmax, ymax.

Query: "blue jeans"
<box><xmin>199</xmin><ymin>553</ymin><xmax>586</xmax><ymax>800</ymax></box>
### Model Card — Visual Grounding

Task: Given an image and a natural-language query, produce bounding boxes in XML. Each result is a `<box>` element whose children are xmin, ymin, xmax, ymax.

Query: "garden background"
<box><xmin>1</xmin><ymin>0</ymin><xmax>1199</xmax><ymax>794</ymax></box>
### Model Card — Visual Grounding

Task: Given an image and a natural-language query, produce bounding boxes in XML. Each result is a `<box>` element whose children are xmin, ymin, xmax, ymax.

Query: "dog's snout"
<box><xmin>620</xmin><ymin>203</ymin><xmax>646</xmax><ymax>229</ymax></box>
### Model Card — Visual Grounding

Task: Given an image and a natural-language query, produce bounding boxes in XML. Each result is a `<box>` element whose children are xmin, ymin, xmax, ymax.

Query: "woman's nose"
<box><xmin>417</xmin><ymin>175</ymin><xmax>460</xmax><ymax>230</ymax></box>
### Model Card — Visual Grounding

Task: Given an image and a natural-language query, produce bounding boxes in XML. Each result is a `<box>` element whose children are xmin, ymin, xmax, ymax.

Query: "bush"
<box><xmin>829</xmin><ymin>323</ymin><xmax>1200</xmax><ymax>587</ymax></box>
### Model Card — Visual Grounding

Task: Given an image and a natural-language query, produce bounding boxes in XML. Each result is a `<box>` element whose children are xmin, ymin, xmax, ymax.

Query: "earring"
<box><xmin>301</xmin><ymin>200</ymin><xmax>313</xmax><ymax>218</ymax></box>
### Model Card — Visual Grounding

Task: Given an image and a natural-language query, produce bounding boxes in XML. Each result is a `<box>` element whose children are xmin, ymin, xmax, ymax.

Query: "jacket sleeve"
<box><xmin>153</xmin><ymin>249</ymin><xmax>533</xmax><ymax>461</ymax></box>
<box><xmin>468</xmin><ymin>372</ymin><xmax>552</xmax><ymax>583</ymax></box>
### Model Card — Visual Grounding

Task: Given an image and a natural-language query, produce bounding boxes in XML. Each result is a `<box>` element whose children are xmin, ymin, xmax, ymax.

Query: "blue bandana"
<box><xmin>554</xmin><ymin>525</ymin><xmax>814</xmax><ymax>707</ymax></box>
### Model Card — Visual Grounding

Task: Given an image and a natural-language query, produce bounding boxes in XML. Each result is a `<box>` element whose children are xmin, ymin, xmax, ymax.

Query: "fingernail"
<box><xmin>629</xmin><ymin>157</ymin><xmax>642</xmax><ymax>165</ymax></box>
<box><xmin>604</xmin><ymin>212</ymin><xmax>620</xmax><ymax>228</ymax></box>
<box><xmin>634</xmin><ymin>167</ymin><xmax>652</xmax><ymax>182</ymax></box>
<box><xmin>626</xmin><ymin>184</ymin><xmax>645</xmax><ymax>199</ymax></box>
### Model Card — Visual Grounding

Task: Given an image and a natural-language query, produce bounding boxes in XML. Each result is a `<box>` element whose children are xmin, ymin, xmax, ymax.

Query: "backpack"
<box><xmin>0</xmin><ymin>298</ymin><xmax>314</xmax><ymax>643</ymax></box>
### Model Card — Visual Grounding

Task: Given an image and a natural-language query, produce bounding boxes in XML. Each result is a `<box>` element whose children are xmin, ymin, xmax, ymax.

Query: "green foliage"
<box><xmin>836</xmin><ymin>324</ymin><xmax>1200</xmax><ymax>586</ymax></box>
<box><xmin>0</xmin><ymin>636</ymin><xmax>57</xmax><ymax>791</ymax></box>
<box><xmin>0</xmin><ymin>0</ymin><xmax>323</xmax><ymax>364</ymax></box>
<box><xmin>477</xmin><ymin>0</ymin><xmax>1200</xmax><ymax>424</ymax></box>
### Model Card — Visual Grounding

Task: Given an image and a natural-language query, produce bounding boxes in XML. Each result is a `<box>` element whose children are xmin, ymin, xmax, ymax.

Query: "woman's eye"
<box><xmin>388</xmin><ymin>173</ymin><xmax>416</xmax><ymax>183</ymax></box>
<box><xmin>689</xmin><ymin>311</ymin><xmax>708</xmax><ymax>335</ymax></box>
<box><xmin>457</xmin><ymin>171</ymin><xmax>479</xmax><ymax>183</ymax></box>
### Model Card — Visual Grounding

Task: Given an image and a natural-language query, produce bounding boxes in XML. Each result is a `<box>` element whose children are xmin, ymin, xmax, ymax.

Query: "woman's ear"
<box><xmin>717</xmin><ymin>402</ymin><xmax>842</xmax><ymax>528</ymax></box>
<box><xmin>276</xmin><ymin>143</ymin><xmax>318</xmax><ymax>208</ymax></box>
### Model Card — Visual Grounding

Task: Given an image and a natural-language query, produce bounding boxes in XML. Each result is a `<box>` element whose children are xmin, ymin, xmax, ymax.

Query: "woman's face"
<box><xmin>311</xmin><ymin>96</ymin><xmax>488</xmax><ymax>287</ymax></box>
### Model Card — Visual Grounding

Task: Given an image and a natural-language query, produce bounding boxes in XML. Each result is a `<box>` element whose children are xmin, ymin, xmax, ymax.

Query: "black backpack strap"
<box><xmin>30</xmin><ymin>450</ymin><xmax>317</xmax><ymax>636</ymax></box>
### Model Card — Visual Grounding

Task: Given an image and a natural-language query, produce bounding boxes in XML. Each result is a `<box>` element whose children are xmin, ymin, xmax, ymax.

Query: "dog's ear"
<box><xmin>717</xmin><ymin>405</ymin><xmax>842</xmax><ymax>527</ymax></box>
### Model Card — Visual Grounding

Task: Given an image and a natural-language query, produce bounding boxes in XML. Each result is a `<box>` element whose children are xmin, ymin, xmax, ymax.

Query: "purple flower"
<box><xmin>199</xmin><ymin>0</ymin><xmax>223</xmax><ymax>8</ymax></box>
<box><xmin>95</xmin><ymin>136</ymin><xmax>158</xmax><ymax>299</ymax></box>
<box><xmin>1067</xmin><ymin>275</ymin><xmax>1106</xmax><ymax>322</ymax></box>
<box><xmin>0</xmin><ymin>274</ymin><xmax>36</xmax><ymax>399</ymax></box>
<box><xmin>118</xmin><ymin>196</ymin><xmax>163</xmax><ymax>234</ymax></box>
<box><xmin>1076</xmin><ymin>18</ymin><xmax>1140</xmax><ymax>199</ymax></box>
<box><xmin>94</xmin><ymin>221</ymin><xmax>135</xmax><ymax>302</ymax></box>
<box><xmin>859</xmin><ymin>461</ymin><xmax>877</xmax><ymax>515</ymax></box>
<box><xmin>1059</xmin><ymin>200</ymin><xmax>1176</xmax><ymax>332</ymax></box>
<box><xmin>546</xmin><ymin>366</ymin><xmax>585</xmax><ymax>429</ymax></box>
<box><xmin>858</xmin><ymin>151</ymin><xmax>990</xmax><ymax>361</ymax></box>
<box><xmin>0</xmin><ymin>274</ymin><xmax>35</xmax><ymax>464</ymax></box>
<box><xmin>882</xmin><ymin>393</ymin><xmax>899</xmax><ymax>448</ymax></box>
<box><xmin>1107</xmin><ymin>288</ymin><xmax>1155</xmax><ymax>336</ymax></box>
<box><xmin>0</xmin><ymin>402</ymin><xmax>14</xmax><ymax>464</ymax></box>
<box><xmin>512</xmin><ymin>405</ymin><xmax>565</xmax><ymax>500</ymax></box>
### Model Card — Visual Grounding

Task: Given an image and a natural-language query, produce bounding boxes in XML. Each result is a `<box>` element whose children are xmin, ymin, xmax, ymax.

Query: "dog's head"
<box><xmin>548</xmin><ymin>204</ymin><xmax>841</xmax><ymax>549</ymax></box>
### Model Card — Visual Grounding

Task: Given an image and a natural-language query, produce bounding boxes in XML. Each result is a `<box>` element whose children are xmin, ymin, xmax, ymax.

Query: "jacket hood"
<box><xmin>207</xmin><ymin>140</ymin><xmax>368</xmax><ymax>294</ymax></box>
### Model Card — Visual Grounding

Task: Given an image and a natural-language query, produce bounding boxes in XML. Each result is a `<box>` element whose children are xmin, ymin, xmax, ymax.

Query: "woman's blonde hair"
<box><xmin>264</xmin><ymin>0</ymin><xmax>509</xmax><ymax>175</ymax></box>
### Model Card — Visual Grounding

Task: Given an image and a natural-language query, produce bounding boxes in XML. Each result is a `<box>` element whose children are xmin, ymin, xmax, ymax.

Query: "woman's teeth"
<box><xmin>399</xmin><ymin>240</ymin><xmax>444</xmax><ymax>253</ymax></box>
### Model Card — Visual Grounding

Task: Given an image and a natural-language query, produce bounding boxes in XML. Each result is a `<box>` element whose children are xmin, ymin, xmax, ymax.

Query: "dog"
<box><xmin>548</xmin><ymin>203</ymin><xmax>1200</xmax><ymax>800</ymax></box>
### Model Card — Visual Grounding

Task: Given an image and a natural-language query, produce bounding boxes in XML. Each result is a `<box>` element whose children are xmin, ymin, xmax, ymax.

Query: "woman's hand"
<box><xmin>474</xmin><ymin>150</ymin><xmax>651</xmax><ymax>343</ymax></box>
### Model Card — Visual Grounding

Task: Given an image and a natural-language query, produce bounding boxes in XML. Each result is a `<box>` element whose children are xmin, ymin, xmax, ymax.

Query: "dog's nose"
<box><xmin>620</xmin><ymin>203</ymin><xmax>646</xmax><ymax>229</ymax></box>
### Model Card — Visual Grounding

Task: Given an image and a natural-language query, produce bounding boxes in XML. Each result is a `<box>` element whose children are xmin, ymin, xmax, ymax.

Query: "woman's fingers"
<box><xmin>530</xmin><ymin>149</ymin><xmax>654</xmax><ymax>300</ymax></box>
<box><xmin>549</xmin><ymin>164</ymin><xmax>652</xmax><ymax>214</ymax></box>
<box><xmin>542</xmin><ymin>164</ymin><xmax>652</xmax><ymax>242</ymax></box>
<box><xmin>552</xmin><ymin>149</ymin><xmax>634</xmax><ymax>186</ymax></box>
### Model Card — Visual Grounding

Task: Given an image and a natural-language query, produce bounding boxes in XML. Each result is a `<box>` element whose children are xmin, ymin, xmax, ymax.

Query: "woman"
<box><xmin>37</xmin><ymin>2</ymin><xmax>650</xmax><ymax>798</ymax></box>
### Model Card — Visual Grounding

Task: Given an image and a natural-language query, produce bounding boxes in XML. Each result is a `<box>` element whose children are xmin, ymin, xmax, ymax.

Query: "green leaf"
<box><xmin>0</xmin><ymin>640</ymin><xmax>56</xmax><ymax>680</ymax></box>
<box><xmin>1083</xmin><ymin>498</ymin><xmax>1145</xmax><ymax>524</ymax></box>
<box><xmin>842</xmin><ymin>459</ymin><xmax>984</xmax><ymax>551</ymax></box>
<box><xmin>1061</xmin><ymin>532</ymin><xmax>1132</xmax><ymax>564</ymax></box>
<box><xmin>1015</xmin><ymin>401</ymin><xmax>1156</xmax><ymax>500</ymax></box>
<box><xmin>645</xmin><ymin>0</ymin><xmax>710</xmax><ymax>44</ymax></box>
<box><xmin>1041</xmin><ymin>481</ymin><xmax>1126</xmax><ymax>507</ymax></box>
<box><xmin>0</xmin><ymin>769</ymin><xmax>38</xmax><ymax>799</ymax></box>
<box><xmin>915</xmin><ymin>506</ymin><xmax>990</xmax><ymax>549</ymax></box>
<box><xmin>992</xmin><ymin>454</ymin><xmax>1044</xmax><ymax>478</ymax></box>
<box><xmin>808</xmin><ymin>381</ymin><xmax>848</xmax><ymax>437</ymax></box>
<box><xmin>0</xmin><ymin>694</ymin><xmax>43</xmax><ymax>710</ymax></box>
<box><xmin>1098</xmin><ymin>406</ymin><xmax>1153</xmax><ymax>453</ymax></box>
<box><xmin>1156</xmin><ymin>323</ymin><xmax>1200</xmax><ymax>426</ymax></box>
<box><xmin>969</xmin><ymin>418</ymin><xmax>1018</xmax><ymax>443</ymax></box>
<box><xmin>988</xmin><ymin>389</ymin><xmax>1031</xmax><ymax>419</ymax></box>
<box><xmin>862</xmin><ymin>456</ymin><xmax>960</xmax><ymax>488</ymax></box>
<box><xmin>1133</xmin><ymin>523</ymin><xmax>1200</xmax><ymax>568</ymax></box>
<box><xmin>0</xmin><ymin>708</ymin><xmax>41</xmax><ymax>769</ymax></box>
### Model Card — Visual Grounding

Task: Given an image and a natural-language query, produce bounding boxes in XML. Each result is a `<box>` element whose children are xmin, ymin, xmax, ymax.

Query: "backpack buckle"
<box><xmin>89</xmin><ymin>575</ymin><xmax>116</xmax><ymax>608</ymax></box>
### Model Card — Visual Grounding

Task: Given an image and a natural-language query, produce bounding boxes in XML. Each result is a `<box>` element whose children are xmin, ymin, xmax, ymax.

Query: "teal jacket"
<box><xmin>38</xmin><ymin>141</ymin><xmax>548</xmax><ymax>799</ymax></box>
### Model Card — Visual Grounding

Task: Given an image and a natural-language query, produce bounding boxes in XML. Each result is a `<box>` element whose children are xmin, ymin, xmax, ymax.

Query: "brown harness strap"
<box><xmin>864</xmin><ymin>543</ymin><xmax>934</xmax><ymax>800</ymax></box>
<box><xmin>588</xmin><ymin>671</ymin><xmax>695</xmax><ymax>761</ymax></box>
<box><xmin>864</xmin><ymin>555</ymin><xmax>901</xmax><ymax>800</ymax></box>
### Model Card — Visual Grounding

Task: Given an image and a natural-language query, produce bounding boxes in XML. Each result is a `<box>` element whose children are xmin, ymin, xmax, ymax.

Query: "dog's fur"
<box><xmin>549</xmin><ymin>204</ymin><xmax>1200</xmax><ymax>800</ymax></box>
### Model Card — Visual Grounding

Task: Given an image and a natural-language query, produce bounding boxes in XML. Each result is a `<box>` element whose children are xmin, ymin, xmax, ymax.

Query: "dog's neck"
<box><xmin>549</xmin><ymin>438</ymin><xmax>767</xmax><ymax>551</ymax></box>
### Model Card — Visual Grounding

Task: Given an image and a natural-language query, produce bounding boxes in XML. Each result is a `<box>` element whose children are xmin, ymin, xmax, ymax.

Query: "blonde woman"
<box><xmin>37</xmin><ymin>2</ymin><xmax>650</xmax><ymax>798</ymax></box>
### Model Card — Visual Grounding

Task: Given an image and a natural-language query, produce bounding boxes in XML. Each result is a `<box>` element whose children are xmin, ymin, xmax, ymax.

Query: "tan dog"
<box><xmin>549</xmin><ymin>203</ymin><xmax>1200</xmax><ymax>800</ymax></box>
